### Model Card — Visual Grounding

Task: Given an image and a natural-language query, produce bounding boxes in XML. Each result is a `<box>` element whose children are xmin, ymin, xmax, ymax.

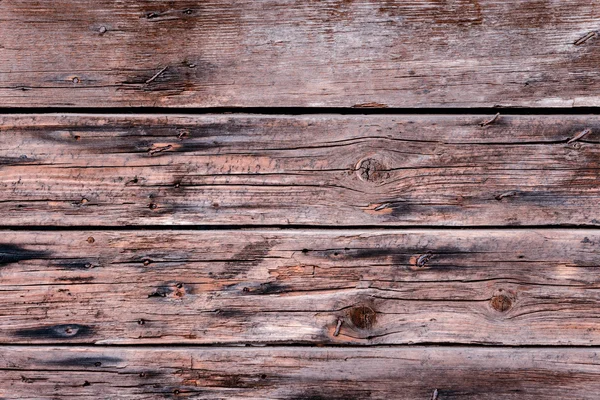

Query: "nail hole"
<box><xmin>87</xmin><ymin>237</ymin><xmax>95</xmax><ymax>244</ymax></box>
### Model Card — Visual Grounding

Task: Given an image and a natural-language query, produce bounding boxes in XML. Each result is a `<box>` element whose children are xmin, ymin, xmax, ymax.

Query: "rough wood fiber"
<box><xmin>3</xmin><ymin>346</ymin><xmax>600</xmax><ymax>399</ymax></box>
<box><xmin>2</xmin><ymin>229</ymin><xmax>600</xmax><ymax>345</ymax></box>
<box><xmin>1</xmin><ymin>114</ymin><xmax>600</xmax><ymax>226</ymax></box>
<box><xmin>2</xmin><ymin>0</ymin><xmax>600</xmax><ymax>107</ymax></box>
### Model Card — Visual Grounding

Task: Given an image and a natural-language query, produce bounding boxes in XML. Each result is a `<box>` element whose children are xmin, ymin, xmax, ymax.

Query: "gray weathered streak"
<box><xmin>2</xmin><ymin>346</ymin><xmax>600</xmax><ymax>399</ymax></box>
<box><xmin>1</xmin><ymin>0</ymin><xmax>600</xmax><ymax>107</ymax></box>
<box><xmin>2</xmin><ymin>229</ymin><xmax>600</xmax><ymax>345</ymax></box>
<box><xmin>1</xmin><ymin>114</ymin><xmax>600</xmax><ymax>226</ymax></box>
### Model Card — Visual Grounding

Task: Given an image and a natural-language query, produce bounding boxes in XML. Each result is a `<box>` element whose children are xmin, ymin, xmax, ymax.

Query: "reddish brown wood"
<box><xmin>2</xmin><ymin>346</ymin><xmax>600</xmax><ymax>399</ymax></box>
<box><xmin>1</xmin><ymin>114</ymin><xmax>600</xmax><ymax>226</ymax></box>
<box><xmin>1</xmin><ymin>0</ymin><xmax>600</xmax><ymax>107</ymax></box>
<box><xmin>2</xmin><ymin>229</ymin><xmax>600</xmax><ymax>345</ymax></box>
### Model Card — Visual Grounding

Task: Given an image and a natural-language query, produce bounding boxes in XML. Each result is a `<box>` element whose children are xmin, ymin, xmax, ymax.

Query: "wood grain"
<box><xmin>1</xmin><ymin>114</ymin><xmax>600</xmax><ymax>226</ymax></box>
<box><xmin>2</xmin><ymin>0</ymin><xmax>600</xmax><ymax>107</ymax></box>
<box><xmin>3</xmin><ymin>346</ymin><xmax>600</xmax><ymax>399</ymax></box>
<box><xmin>2</xmin><ymin>229</ymin><xmax>600</xmax><ymax>345</ymax></box>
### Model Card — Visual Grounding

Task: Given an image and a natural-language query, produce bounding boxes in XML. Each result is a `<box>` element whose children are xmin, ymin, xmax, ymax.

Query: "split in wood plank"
<box><xmin>2</xmin><ymin>229</ymin><xmax>600</xmax><ymax>345</ymax></box>
<box><xmin>2</xmin><ymin>0</ymin><xmax>600</xmax><ymax>107</ymax></box>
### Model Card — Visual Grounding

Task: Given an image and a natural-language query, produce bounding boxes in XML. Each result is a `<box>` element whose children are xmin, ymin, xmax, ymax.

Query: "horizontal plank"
<box><xmin>2</xmin><ymin>229</ymin><xmax>600</xmax><ymax>345</ymax></box>
<box><xmin>1</xmin><ymin>114</ymin><xmax>600</xmax><ymax>226</ymax></box>
<box><xmin>1</xmin><ymin>0</ymin><xmax>600</xmax><ymax>107</ymax></box>
<box><xmin>3</xmin><ymin>346</ymin><xmax>600</xmax><ymax>399</ymax></box>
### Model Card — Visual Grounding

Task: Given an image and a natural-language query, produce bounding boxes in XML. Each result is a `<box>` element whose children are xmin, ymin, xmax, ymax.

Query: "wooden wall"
<box><xmin>1</xmin><ymin>1</ymin><xmax>600</xmax><ymax>398</ymax></box>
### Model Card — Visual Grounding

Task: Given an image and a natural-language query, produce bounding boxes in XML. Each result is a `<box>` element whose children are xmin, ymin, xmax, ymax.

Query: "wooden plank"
<box><xmin>2</xmin><ymin>229</ymin><xmax>600</xmax><ymax>345</ymax></box>
<box><xmin>1</xmin><ymin>0</ymin><xmax>600</xmax><ymax>108</ymax></box>
<box><xmin>1</xmin><ymin>114</ymin><xmax>599</xmax><ymax>226</ymax></box>
<box><xmin>3</xmin><ymin>346</ymin><xmax>600</xmax><ymax>399</ymax></box>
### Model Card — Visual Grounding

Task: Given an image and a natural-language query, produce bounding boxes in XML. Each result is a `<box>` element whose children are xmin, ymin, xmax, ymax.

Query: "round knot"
<box><xmin>355</xmin><ymin>158</ymin><xmax>386</xmax><ymax>183</ymax></box>
<box><xmin>490</xmin><ymin>294</ymin><xmax>512</xmax><ymax>312</ymax></box>
<box><xmin>349</xmin><ymin>305</ymin><xmax>377</xmax><ymax>329</ymax></box>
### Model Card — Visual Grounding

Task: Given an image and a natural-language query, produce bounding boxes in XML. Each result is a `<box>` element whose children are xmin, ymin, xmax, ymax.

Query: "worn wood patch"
<box><xmin>2</xmin><ymin>0</ymin><xmax>600</xmax><ymax>107</ymax></box>
<box><xmin>3</xmin><ymin>346</ymin><xmax>600</xmax><ymax>399</ymax></box>
<box><xmin>2</xmin><ymin>229</ymin><xmax>600</xmax><ymax>345</ymax></box>
<box><xmin>1</xmin><ymin>114</ymin><xmax>600</xmax><ymax>226</ymax></box>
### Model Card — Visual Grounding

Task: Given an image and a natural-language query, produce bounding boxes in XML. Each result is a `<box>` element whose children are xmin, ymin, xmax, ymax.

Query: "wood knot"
<box><xmin>349</xmin><ymin>305</ymin><xmax>377</xmax><ymax>330</ymax></box>
<box><xmin>174</xmin><ymin>283</ymin><xmax>186</xmax><ymax>297</ymax></box>
<box><xmin>490</xmin><ymin>294</ymin><xmax>512</xmax><ymax>312</ymax></box>
<box><xmin>63</xmin><ymin>326</ymin><xmax>78</xmax><ymax>336</ymax></box>
<box><xmin>355</xmin><ymin>158</ymin><xmax>386</xmax><ymax>183</ymax></box>
<box><xmin>86</xmin><ymin>236</ymin><xmax>95</xmax><ymax>244</ymax></box>
<box><xmin>416</xmin><ymin>252</ymin><xmax>433</xmax><ymax>267</ymax></box>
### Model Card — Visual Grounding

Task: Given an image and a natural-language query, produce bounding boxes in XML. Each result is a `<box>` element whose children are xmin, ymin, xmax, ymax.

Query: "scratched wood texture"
<box><xmin>1</xmin><ymin>113</ymin><xmax>599</xmax><ymax>226</ymax></box>
<box><xmin>3</xmin><ymin>346</ymin><xmax>600</xmax><ymax>399</ymax></box>
<box><xmin>2</xmin><ymin>0</ymin><xmax>600</xmax><ymax>108</ymax></box>
<box><xmin>2</xmin><ymin>229</ymin><xmax>600</xmax><ymax>345</ymax></box>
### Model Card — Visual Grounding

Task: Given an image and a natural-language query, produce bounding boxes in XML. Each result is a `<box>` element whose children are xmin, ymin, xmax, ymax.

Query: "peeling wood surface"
<box><xmin>2</xmin><ymin>0</ymin><xmax>600</xmax><ymax>107</ymax></box>
<box><xmin>1</xmin><ymin>114</ymin><xmax>600</xmax><ymax>226</ymax></box>
<box><xmin>3</xmin><ymin>346</ymin><xmax>600</xmax><ymax>399</ymax></box>
<box><xmin>2</xmin><ymin>229</ymin><xmax>600</xmax><ymax>345</ymax></box>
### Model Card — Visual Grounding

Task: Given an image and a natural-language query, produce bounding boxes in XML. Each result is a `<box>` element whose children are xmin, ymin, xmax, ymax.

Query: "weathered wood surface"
<box><xmin>3</xmin><ymin>346</ymin><xmax>600</xmax><ymax>399</ymax></box>
<box><xmin>2</xmin><ymin>0</ymin><xmax>600</xmax><ymax>108</ymax></box>
<box><xmin>2</xmin><ymin>229</ymin><xmax>600</xmax><ymax>345</ymax></box>
<box><xmin>1</xmin><ymin>114</ymin><xmax>600</xmax><ymax>226</ymax></box>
